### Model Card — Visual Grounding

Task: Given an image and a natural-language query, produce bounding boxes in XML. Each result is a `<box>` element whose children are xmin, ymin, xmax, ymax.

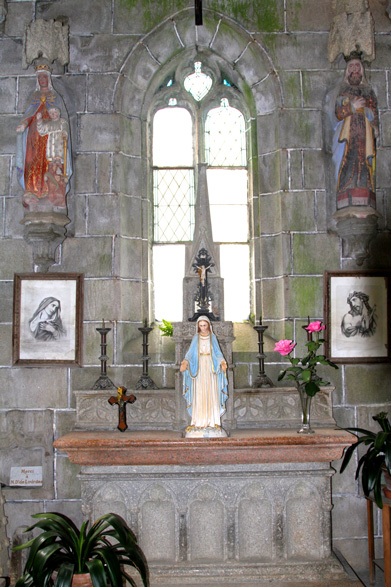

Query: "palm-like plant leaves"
<box><xmin>13</xmin><ymin>512</ymin><xmax>149</xmax><ymax>587</ymax></box>
<box><xmin>340</xmin><ymin>413</ymin><xmax>391</xmax><ymax>509</ymax></box>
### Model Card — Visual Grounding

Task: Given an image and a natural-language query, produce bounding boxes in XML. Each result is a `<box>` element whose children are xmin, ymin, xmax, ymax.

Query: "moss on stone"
<box><xmin>208</xmin><ymin>0</ymin><xmax>282</xmax><ymax>31</ymax></box>
<box><xmin>119</xmin><ymin>0</ymin><xmax>188</xmax><ymax>30</ymax></box>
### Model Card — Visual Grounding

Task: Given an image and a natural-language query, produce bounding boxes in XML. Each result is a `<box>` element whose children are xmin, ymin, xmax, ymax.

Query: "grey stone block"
<box><xmin>375</xmin><ymin>147</ymin><xmax>391</xmax><ymax>189</ymax></box>
<box><xmin>0</xmin><ymin>115</ymin><xmax>20</xmax><ymax>154</ymax></box>
<box><xmin>280</xmin><ymin>71</ymin><xmax>302</xmax><ymax>109</ymax></box>
<box><xmin>113</xmin><ymin>236</ymin><xmax>144</xmax><ymax>280</ymax></box>
<box><xmin>87</xmin><ymin>74</ymin><xmax>117</xmax><ymax>113</ymax></box>
<box><xmin>0</xmin><ymin>280</ymin><xmax>13</xmax><ymax>322</ymax></box>
<box><xmin>256</xmin><ymin>112</ymin><xmax>279</xmax><ymax>155</ymax></box>
<box><xmin>74</xmin><ymin>154</ymin><xmax>96</xmax><ymax>194</ymax></box>
<box><xmin>0</xmin><ymin>369</ymin><xmax>68</xmax><ymax>409</ymax></box>
<box><xmin>284</xmin><ymin>275</ymin><xmax>324</xmax><ymax>317</ymax></box>
<box><xmin>144</xmin><ymin>20</ymin><xmax>184</xmax><ymax>66</ymax></box>
<box><xmin>0</xmin><ymin>156</ymin><xmax>11</xmax><ymax>195</ymax></box>
<box><xmin>120</xmin><ymin>115</ymin><xmax>142</xmax><ymax>157</ymax></box>
<box><xmin>380</xmin><ymin>111</ymin><xmax>391</xmax><ymax>147</ymax></box>
<box><xmin>262</xmin><ymin>32</ymin><xmax>330</xmax><ymax>70</ymax></box>
<box><xmin>207</xmin><ymin>0</ymin><xmax>285</xmax><ymax>32</ymax></box>
<box><xmin>332</xmin><ymin>495</ymin><xmax>368</xmax><ymax>540</ymax></box>
<box><xmin>45</xmin><ymin>499</ymin><xmax>83</xmax><ymax>532</ymax></box>
<box><xmin>236</xmin><ymin>42</ymin><xmax>270</xmax><ymax>88</ymax></box>
<box><xmin>292</xmin><ymin>233</ymin><xmax>340</xmax><ymax>274</ymax></box>
<box><xmin>0</xmin><ymin>240</ymin><xmax>32</xmax><ymax>279</ymax></box>
<box><xmin>0</xmin><ymin>410</ymin><xmax>54</xmax><ymax>500</ymax></box>
<box><xmin>79</xmin><ymin>113</ymin><xmax>120</xmax><ymax>152</ymax></box>
<box><xmin>83</xmin><ymin>279</ymin><xmax>121</xmax><ymax>322</ymax></box>
<box><xmin>289</xmin><ymin>149</ymin><xmax>303</xmax><ymax>190</ymax></box>
<box><xmin>286</xmin><ymin>0</ymin><xmax>332</xmax><ymax>31</ymax></box>
<box><xmin>118</xmin><ymin>194</ymin><xmax>143</xmax><ymax>238</ymax></box>
<box><xmin>37</xmin><ymin>0</ymin><xmax>112</xmax><ymax>36</ymax></box>
<box><xmin>0</xmin><ymin>324</ymin><xmax>12</xmax><ymax>366</ymax></box>
<box><xmin>4</xmin><ymin>196</ymin><xmax>24</xmax><ymax>238</ymax></box>
<box><xmin>345</xmin><ymin>365</ymin><xmax>391</xmax><ymax>404</ymax></box>
<box><xmin>252</xmin><ymin>73</ymin><xmax>279</xmax><ymax>115</ymax></box>
<box><xmin>302</xmin><ymin>71</ymin><xmax>341</xmax><ymax>109</ymax></box>
<box><xmin>260</xmin><ymin>233</ymin><xmax>291</xmax><ymax>278</ymax></box>
<box><xmin>120</xmin><ymin>43</ymin><xmax>160</xmax><ymax>92</ymax></box>
<box><xmin>55</xmin><ymin>455</ymin><xmax>81</xmax><ymax>499</ymax></box>
<box><xmin>0</xmin><ymin>77</ymin><xmax>17</xmax><ymax>114</ymax></box>
<box><xmin>0</xmin><ymin>39</ymin><xmax>24</xmax><ymax>76</ymax></box>
<box><xmin>303</xmin><ymin>150</ymin><xmax>326</xmax><ymax>189</ymax></box>
<box><xmin>55</xmin><ymin>236</ymin><xmax>113</xmax><ymax>277</ymax></box>
<box><xmin>259</xmin><ymin>151</ymin><xmax>281</xmax><ymax>194</ymax></box>
<box><xmin>97</xmin><ymin>153</ymin><xmax>112</xmax><ymax>194</ymax></box>
<box><xmin>279</xmin><ymin>109</ymin><xmax>323</xmax><ymax>149</ymax></box>
<box><xmin>16</xmin><ymin>76</ymin><xmax>38</xmax><ymax>114</ymax></box>
<box><xmin>113</xmin><ymin>152</ymin><xmax>142</xmax><ymax>197</ymax></box>
<box><xmin>281</xmin><ymin>191</ymin><xmax>316</xmax><ymax>231</ymax></box>
<box><xmin>87</xmin><ymin>194</ymin><xmax>120</xmax><ymax>235</ymax></box>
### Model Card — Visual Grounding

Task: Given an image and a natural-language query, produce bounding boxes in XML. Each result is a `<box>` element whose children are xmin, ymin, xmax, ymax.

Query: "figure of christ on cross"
<box><xmin>108</xmin><ymin>386</ymin><xmax>136</xmax><ymax>432</ymax></box>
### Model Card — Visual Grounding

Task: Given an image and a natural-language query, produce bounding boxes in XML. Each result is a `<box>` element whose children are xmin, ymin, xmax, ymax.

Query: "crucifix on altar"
<box><xmin>108</xmin><ymin>386</ymin><xmax>136</xmax><ymax>432</ymax></box>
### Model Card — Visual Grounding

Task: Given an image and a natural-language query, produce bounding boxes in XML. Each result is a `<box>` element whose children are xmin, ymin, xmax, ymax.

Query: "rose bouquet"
<box><xmin>274</xmin><ymin>321</ymin><xmax>338</xmax><ymax>433</ymax></box>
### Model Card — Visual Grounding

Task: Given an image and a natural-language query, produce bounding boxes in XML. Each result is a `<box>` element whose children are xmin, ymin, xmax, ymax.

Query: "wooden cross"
<box><xmin>108</xmin><ymin>386</ymin><xmax>136</xmax><ymax>432</ymax></box>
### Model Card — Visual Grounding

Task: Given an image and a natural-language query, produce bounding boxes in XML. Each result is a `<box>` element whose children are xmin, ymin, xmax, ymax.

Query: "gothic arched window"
<box><xmin>152</xmin><ymin>61</ymin><xmax>250</xmax><ymax>322</ymax></box>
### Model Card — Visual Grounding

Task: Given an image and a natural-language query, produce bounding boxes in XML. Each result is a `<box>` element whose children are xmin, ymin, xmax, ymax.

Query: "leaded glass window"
<box><xmin>152</xmin><ymin>62</ymin><xmax>250</xmax><ymax>322</ymax></box>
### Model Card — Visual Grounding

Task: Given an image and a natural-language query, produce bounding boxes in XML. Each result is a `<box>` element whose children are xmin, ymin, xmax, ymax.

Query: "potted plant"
<box><xmin>339</xmin><ymin>411</ymin><xmax>391</xmax><ymax>509</ymax></box>
<box><xmin>13</xmin><ymin>511</ymin><xmax>149</xmax><ymax>587</ymax></box>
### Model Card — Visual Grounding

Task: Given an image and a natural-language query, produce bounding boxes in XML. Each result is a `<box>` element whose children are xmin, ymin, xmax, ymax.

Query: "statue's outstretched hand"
<box><xmin>180</xmin><ymin>360</ymin><xmax>188</xmax><ymax>372</ymax></box>
<box><xmin>221</xmin><ymin>360</ymin><xmax>227</xmax><ymax>372</ymax></box>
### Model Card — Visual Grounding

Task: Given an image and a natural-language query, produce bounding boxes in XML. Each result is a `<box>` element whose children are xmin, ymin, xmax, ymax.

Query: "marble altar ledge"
<box><xmin>54</xmin><ymin>428</ymin><xmax>354</xmax><ymax>466</ymax></box>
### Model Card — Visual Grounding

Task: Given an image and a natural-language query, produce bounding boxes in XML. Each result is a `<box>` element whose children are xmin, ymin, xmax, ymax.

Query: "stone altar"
<box><xmin>56</xmin><ymin>346</ymin><xmax>354</xmax><ymax>586</ymax></box>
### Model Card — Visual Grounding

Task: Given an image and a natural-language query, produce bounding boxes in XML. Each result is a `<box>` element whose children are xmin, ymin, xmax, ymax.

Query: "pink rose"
<box><xmin>305</xmin><ymin>321</ymin><xmax>326</xmax><ymax>333</ymax></box>
<box><xmin>274</xmin><ymin>339</ymin><xmax>296</xmax><ymax>356</ymax></box>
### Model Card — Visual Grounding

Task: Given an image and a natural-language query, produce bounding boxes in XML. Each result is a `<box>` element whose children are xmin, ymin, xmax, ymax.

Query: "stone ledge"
<box><xmin>54</xmin><ymin>428</ymin><xmax>354</xmax><ymax>466</ymax></box>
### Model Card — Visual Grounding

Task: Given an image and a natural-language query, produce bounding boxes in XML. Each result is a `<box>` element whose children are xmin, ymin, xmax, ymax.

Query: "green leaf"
<box><xmin>277</xmin><ymin>369</ymin><xmax>286</xmax><ymax>381</ymax></box>
<box><xmin>54</xmin><ymin>563</ymin><xmax>74</xmax><ymax>587</ymax></box>
<box><xmin>86</xmin><ymin>559</ymin><xmax>108</xmax><ymax>587</ymax></box>
<box><xmin>290</xmin><ymin>358</ymin><xmax>299</xmax><ymax>365</ymax></box>
<box><xmin>301</xmin><ymin>370</ymin><xmax>311</xmax><ymax>383</ymax></box>
<box><xmin>340</xmin><ymin>441</ymin><xmax>360</xmax><ymax>473</ymax></box>
<box><xmin>304</xmin><ymin>381</ymin><xmax>319</xmax><ymax>397</ymax></box>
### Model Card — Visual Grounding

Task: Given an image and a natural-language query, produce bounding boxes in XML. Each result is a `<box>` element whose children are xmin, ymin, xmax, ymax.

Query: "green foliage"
<box><xmin>340</xmin><ymin>412</ymin><xmax>391</xmax><ymax>509</ymax></box>
<box><xmin>13</xmin><ymin>512</ymin><xmax>149</xmax><ymax>587</ymax></box>
<box><xmin>158</xmin><ymin>319</ymin><xmax>173</xmax><ymax>337</ymax></box>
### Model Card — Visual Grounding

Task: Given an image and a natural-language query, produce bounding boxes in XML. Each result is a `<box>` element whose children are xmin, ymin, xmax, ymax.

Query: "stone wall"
<box><xmin>0</xmin><ymin>0</ymin><xmax>391</xmax><ymax>577</ymax></box>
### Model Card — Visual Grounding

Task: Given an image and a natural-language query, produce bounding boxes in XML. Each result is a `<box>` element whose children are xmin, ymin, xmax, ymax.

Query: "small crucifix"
<box><xmin>108</xmin><ymin>386</ymin><xmax>136</xmax><ymax>432</ymax></box>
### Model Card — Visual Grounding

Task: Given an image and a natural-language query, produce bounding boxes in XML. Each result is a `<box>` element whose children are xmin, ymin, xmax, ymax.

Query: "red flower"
<box><xmin>305</xmin><ymin>321</ymin><xmax>325</xmax><ymax>333</ymax></box>
<box><xmin>274</xmin><ymin>339</ymin><xmax>296</xmax><ymax>356</ymax></box>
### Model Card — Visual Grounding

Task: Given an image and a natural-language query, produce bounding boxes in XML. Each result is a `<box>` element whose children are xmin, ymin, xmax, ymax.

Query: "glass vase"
<box><xmin>296</xmin><ymin>383</ymin><xmax>315</xmax><ymax>434</ymax></box>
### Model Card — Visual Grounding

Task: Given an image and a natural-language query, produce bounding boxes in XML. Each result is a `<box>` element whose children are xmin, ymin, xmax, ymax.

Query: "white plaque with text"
<box><xmin>10</xmin><ymin>466</ymin><xmax>43</xmax><ymax>487</ymax></box>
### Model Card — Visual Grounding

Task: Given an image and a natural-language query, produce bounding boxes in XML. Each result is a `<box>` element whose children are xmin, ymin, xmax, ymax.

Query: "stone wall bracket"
<box><xmin>21</xmin><ymin>211</ymin><xmax>70</xmax><ymax>272</ymax></box>
<box><xmin>333</xmin><ymin>206</ymin><xmax>380</xmax><ymax>266</ymax></box>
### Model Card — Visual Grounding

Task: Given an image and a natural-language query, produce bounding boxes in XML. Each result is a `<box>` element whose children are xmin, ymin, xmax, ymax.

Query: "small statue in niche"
<box><xmin>333</xmin><ymin>54</ymin><xmax>379</xmax><ymax>210</ymax></box>
<box><xmin>180</xmin><ymin>315</ymin><xmax>228</xmax><ymax>438</ymax></box>
<box><xmin>16</xmin><ymin>61</ymin><xmax>72</xmax><ymax>212</ymax></box>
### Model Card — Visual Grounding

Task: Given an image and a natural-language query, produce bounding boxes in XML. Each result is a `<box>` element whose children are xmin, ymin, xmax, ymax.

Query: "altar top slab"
<box><xmin>54</xmin><ymin>428</ymin><xmax>354</xmax><ymax>466</ymax></box>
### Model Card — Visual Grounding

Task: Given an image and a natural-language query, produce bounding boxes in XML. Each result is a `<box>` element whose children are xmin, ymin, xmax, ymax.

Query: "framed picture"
<box><xmin>324</xmin><ymin>271</ymin><xmax>390</xmax><ymax>364</ymax></box>
<box><xmin>13</xmin><ymin>273</ymin><xmax>83</xmax><ymax>366</ymax></box>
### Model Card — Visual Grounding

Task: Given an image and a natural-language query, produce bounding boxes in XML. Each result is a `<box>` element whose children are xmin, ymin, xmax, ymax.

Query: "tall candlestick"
<box><xmin>135</xmin><ymin>319</ymin><xmax>158</xmax><ymax>390</ymax></box>
<box><xmin>92</xmin><ymin>320</ymin><xmax>116</xmax><ymax>390</ymax></box>
<box><xmin>252</xmin><ymin>320</ymin><xmax>274</xmax><ymax>389</ymax></box>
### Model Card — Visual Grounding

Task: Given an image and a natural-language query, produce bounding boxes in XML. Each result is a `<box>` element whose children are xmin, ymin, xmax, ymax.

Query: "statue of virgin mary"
<box><xmin>180</xmin><ymin>316</ymin><xmax>228</xmax><ymax>438</ymax></box>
